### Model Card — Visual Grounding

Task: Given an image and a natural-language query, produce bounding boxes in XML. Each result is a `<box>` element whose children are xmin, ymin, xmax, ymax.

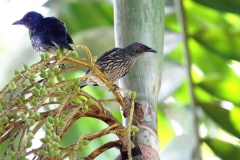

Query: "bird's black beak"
<box><xmin>12</xmin><ymin>20</ymin><xmax>24</xmax><ymax>25</ymax></box>
<box><xmin>147</xmin><ymin>48</ymin><xmax>157</xmax><ymax>53</ymax></box>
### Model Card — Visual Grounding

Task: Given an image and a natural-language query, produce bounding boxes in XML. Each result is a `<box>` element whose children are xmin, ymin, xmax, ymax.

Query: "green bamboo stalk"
<box><xmin>114</xmin><ymin>0</ymin><xmax>165</xmax><ymax>156</ymax></box>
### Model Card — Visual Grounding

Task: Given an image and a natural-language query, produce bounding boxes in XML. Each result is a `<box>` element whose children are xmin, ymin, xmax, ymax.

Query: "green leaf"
<box><xmin>193</xmin><ymin>0</ymin><xmax>240</xmax><ymax>14</ymax></box>
<box><xmin>199</xmin><ymin>74</ymin><xmax>240</xmax><ymax>106</ymax></box>
<box><xmin>190</xmin><ymin>38</ymin><xmax>234</xmax><ymax>75</ymax></box>
<box><xmin>193</xmin><ymin>29</ymin><xmax>240</xmax><ymax>61</ymax></box>
<box><xmin>229</xmin><ymin>107</ymin><xmax>240</xmax><ymax>133</ymax></box>
<box><xmin>204</xmin><ymin>138</ymin><xmax>240</xmax><ymax>160</ymax></box>
<box><xmin>200</xmin><ymin>102</ymin><xmax>240</xmax><ymax>138</ymax></box>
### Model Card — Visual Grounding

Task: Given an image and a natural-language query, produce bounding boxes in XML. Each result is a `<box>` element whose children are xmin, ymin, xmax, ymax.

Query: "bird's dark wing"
<box><xmin>85</xmin><ymin>48</ymin><xmax>121</xmax><ymax>75</ymax></box>
<box><xmin>67</xmin><ymin>33</ymin><xmax>73</xmax><ymax>44</ymax></box>
<box><xmin>30</xmin><ymin>27</ymin><xmax>56</xmax><ymax>53</ymax></box>
<box><xmin>43</xmin><ymin>17</ymin><xmax>73</xmax><ymax>50</ymax></box>
<box><xmin>96</xmin><ymin>48</ymin><xmax>121</xmax><ymax>64</ymax></box>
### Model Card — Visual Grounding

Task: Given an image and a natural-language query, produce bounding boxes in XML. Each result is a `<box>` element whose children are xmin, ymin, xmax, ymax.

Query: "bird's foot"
<box><xmin>113</xmin><ymin>85</ymin><xmax>132</xmax><ymax>95</ymax></box>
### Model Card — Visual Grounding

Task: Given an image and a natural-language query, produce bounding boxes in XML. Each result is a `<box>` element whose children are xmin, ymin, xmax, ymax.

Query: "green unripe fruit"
<box><xmin>45</xmin><ymin>122</ymin><xmax>52</xmax><ymax>130</ymax></box>
<box><xmin>32</xmin><ymin>88</ymin><xmax>39</xmax><ymax>95</ymax></box>
<box><xmin>26</xmin><ymin>141</ymin><xmax>32</xmax><ymax>148</ymax></box>
<box><xmin>0</xmin><ymin>107</ymin><xmax>3</xmax><ymax>114</ymax></box>
<box><xmin>16</xmin><ymin>98</ymin><xmax>23</xmax><ymax>104</ymax></box>
<box><xmin>45</xmin><ymin>129</ymin><xmax>52</xmax><ymax>136</ymax></box>
<box><xmin>60</xmin><ymin>114</ymin><xmax>67</xmax><ymax>120</ymax></box>
<box><xmin>29</xmin><ymin>79</ymin><xmax>35</xmax><ymax>84</ymax></box>
<box><xmin>0</xmin><ymin>100</ymin><xmax>7</xmax><ymax>107</ymax></box>
<box><xmin>7</xmin><ymin>150</ymin><xmax>15</xmax><ymax>157</ymax></box>
<box><xmin>28</xmin><ymin>132</ymin><xmax>34</xmax><ymax>139</ymax></box>
<box><xmin>39</xmin><ymin>150</ymin><xmax>47</xmax><ymax>156</ymax></box>
<box><xmin>28</xmin><ymin>73</ymin><xmax>36</xmax><ymax>80</ymax></box>
<box><xmin>28</xmin><ymin>119</ymin><xmax>35</xmax><ymax>126</ymax></box>
<box><xmin>86</xmin><ymin>99</ymin><xmax>93</xmax><ymax>106</ymax></box>
<box><xmin>23</xmin><ymin>64</ymin><xmax>30</xmax><ymax>70</ymax></box>
<box><xmin>12</xmin><ymin>114</ymin><xmax>19</xmax><ymax>120</ymax></box>
<box><xmin>81</xmin><ymin>140</ymin><xmax>90</xmax><ymax>146</ymax></box>
<box><xmin>14</xmin><ymin>70</ymin><xmax>19</xmax><ymax>75</ymax></box>
<box><xmin>131</xmin><ymin>126</ymin><xmax>140</xmax><ymax>133</ymax></box>
<box><xmin>71</xmin><ymin>51</ymin><xmax>78</xmax><ymax>58</ymax></box>
<box><xmin>40</xmin><ymin>68</ymin><xmax>47</xmax><ymax>77</ymax></box>
<box><xmin>74</xmin><ymin>79</ymin><xmax>81</xmax><ymax>86</ymax></box>
<box><xmin>73</xmin><ymin>87</ymin><xmax>80</xmax><ymax>93</ymax></box>
<box><xmin>49</xmin><ymin>98</ymin><xmax>55</xmax><ymax>102</ymax></box>
<box><xmin>40</xmin><ymin>88</ymin><xmax>48</xmax><ymax>96</ymax></box>
<box><xmin>10</xmin><ymin>81</ymin><xmax>17</xmax><ymax>89</ymax></box>
<box><xmin>53</xmin><ymin>150</ymin><xmax>60</xmax><ymax>156</ymax></box>
<box><xmin>21</xmin><ymin>82</ymin><xmax>27</xmax><ymax>88</ymax></box>
<box><xmin>54</xmin><ymin>118</ymin><xmax>60</xmax><ymax>126</ymax></box>
<box><xmin>57</xmin><ymin>75</ymin><xmax>63</xmax><ymax>82</ymax></box>
<box><xmin>92</xmin><ymin>56</ymin><xmax>98</xmax><ymax>62</ymax></box>
<box><xmin>35</xmin><ymin>112</ymin><xmax>41</xmax><ymax>120</ymax></box>
<box><xmin>23</xmin><ymin>105</ymin><xmax>28</xmax><ymax>109</ymax></box>
<box><xmin>77</xmin><ymin>146</ymin><xmax>86</xmax><ymax>152</ymax></box>
<box><xmin>131</xmin><ymin>91</ymin><xmax>136</xmax><ymax>99</ymax></box>
<box><xmin>52</xmin><ymin>142</ymin><xmax>59</xmax><ymax>149</ymax></box>
<box><xmin>47</xmin><ymin>71</ymin><xmax>55</xmax><ymax>78</ymax></box>
<box><xmin>82</xmin><ymin>104</ymin><xmax>88</xmax><ymax>113</ymax></box>
<box><xmin>40</xmin><ymin>73</ymin><xmax>45</xmax><ymax>78</ymax></box>
<box><xmin>54</xmin><ymin>136</ymin><xmax>61</xmax><ymax>142</ymax></box>
<box><xmin>20</xmin><ymin>113</ymin><xmax>27</xmax><ymax>121</ymax></box>
<box><xmin>53</xmin><ymin>68</ymin><xmax>61</xmax><ymax>73</ymax></box>
<box><xmin>40</xmin><ymin>138</ymin><xmax>47</xmax><ymax>144</ymax></box>
<box><xmin>46</xmin><ymin>143</ymin><xmax>52</xmax><ymax>150</ymax></box>
<box><xmin>47</xmin><ymin>79</ymin><xmax>55</xmax><ymax>86</ymax></box>
<box><xmin>35</xmin><ymin>83</ymin><xmax>41</xmax><ymax>89</ymax></box>
<box><xmin>65</xmin><ymin>88</ymin><xmax>72</xmax><ymax>94</ymax></box>
<box><xmin>40</xmin><ymin>54</ymin><xmax>45</xmax><ymax>60</ymax></box>
<box><xmin>1</xmin><ymin>117</ymin><xmax>9</xmax><ymax>124</ymax></box>
<box><xmin>48</xmin><ymin>150</ymin><xmax>54</xmax><ymax>158</ymax></box>
<box><xmin>59</xmin><ymin>119</ymin><xmax>66</xmax><ymax>127</ymax></box>
<box><xmin>18</xmin><ymin>155</ymin><xmax>25</xmax><ymax>160</ymax></box>
<box><xmin>45</xmin><ymin>52</ymin><xmax>50</xmax><ymax>60</ymax></box>
<box><xmin>47</xmin><ymin>117</ymin><xmax>54</xmax><ymax>124</ymax></box>
<box><xmin>45</xmin><ymin>135</ymin><xmax>51</xmax><ymax>143</ymax></box>
<box><xmin>28</xmin><ymin>109</ymin><xmax>34</xmax><ymax>117</ymax></box>
<box><xmin>56</xmin><ymin>51</ymin><xmax>62</xmax><ymax>59</ymax></box>
<box><xmin>60</xmin><ymin>87</ymin><xmax>65</xmax><ymax>91</ymax></box>
<box><xmin>30</xmin><ymin>101</ymin><xmax>37</xmax><ymax>106</ymax></box>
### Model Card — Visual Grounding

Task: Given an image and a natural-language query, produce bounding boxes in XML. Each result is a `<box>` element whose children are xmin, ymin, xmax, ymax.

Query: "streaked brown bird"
<box><xmin>80</xmin><ymin>42</ymin><xmax>157</xmax><ymax>88</ymax></box>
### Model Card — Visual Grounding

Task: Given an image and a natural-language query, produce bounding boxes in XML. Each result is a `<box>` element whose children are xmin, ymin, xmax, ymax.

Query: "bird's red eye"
<box><xmin>141</xmin><ymin>45</ymin><xmax>146</xmax><ymax>50</ymax></box>
<box><xmin>28</xmin><ymin>17</ymin><xmax>32</xmax><ymax>21</ymax></box>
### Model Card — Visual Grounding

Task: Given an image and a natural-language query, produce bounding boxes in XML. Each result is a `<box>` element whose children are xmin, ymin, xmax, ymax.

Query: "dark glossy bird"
<box><xmin>80</xmin><ymin>42</ymin><xmax>157</xmax><ymax>87</ymax></box>
<box><xmin>12</xmin><ymin>11</ymin><xmax>73</xmax><ymax>54</ymax></box>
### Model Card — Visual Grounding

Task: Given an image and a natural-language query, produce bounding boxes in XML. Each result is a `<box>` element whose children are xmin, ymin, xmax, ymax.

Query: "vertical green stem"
<box><xmin>114</xmin><ymin>0</ymin><xmax>165</xmax><ymax>155</ymax></box>
<box><xmin>174</xmin><ymin>0</ymin><xmax>202</xmax><ymax>159</ymax></box>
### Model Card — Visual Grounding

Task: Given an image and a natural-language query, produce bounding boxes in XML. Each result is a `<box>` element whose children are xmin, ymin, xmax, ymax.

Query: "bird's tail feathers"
<box><xmin>55</xmin><ymin>41</ymin><xmax>73</xmax><ymax>50</ymax></box>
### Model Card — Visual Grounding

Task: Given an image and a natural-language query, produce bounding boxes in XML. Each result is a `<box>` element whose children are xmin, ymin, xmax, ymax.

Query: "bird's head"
<box><xmin>125</xmin><ymin>42</ymin><xmax>157</xmax><ymax>57</ymax></box>
<box><xmin>12</xmin><ymin>11</ymin><xmax>43</xmax><ymax>28</ymax></box>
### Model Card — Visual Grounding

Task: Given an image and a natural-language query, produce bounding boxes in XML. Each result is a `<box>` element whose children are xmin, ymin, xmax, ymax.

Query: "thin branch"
<box><xmin>174</xmin><ymin>0</ymin><xmax>202</xmax><ymax>159</ymax></box>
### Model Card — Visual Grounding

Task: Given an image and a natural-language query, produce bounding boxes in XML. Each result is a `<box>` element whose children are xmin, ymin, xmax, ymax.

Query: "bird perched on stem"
<box><xmin>13</xmin><ymin>11</ymin><xmax>73</xmax><ymax>54</ymax></box>
<box><xmin>80</xmin><ymin>42</ymin><xmax>157</xmax><ymax>88</ymax></box>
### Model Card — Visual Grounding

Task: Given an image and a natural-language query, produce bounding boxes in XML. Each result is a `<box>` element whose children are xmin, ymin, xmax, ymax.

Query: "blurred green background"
<box><xmin>1</xmin><ymin>0</ymin><xmax>240</xmax><ymax>159</ymax></box>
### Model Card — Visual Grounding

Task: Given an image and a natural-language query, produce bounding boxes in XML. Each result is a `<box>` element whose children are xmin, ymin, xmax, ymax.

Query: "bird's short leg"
<box><xmin>113</xmin><ymin>85</ymin><xmax>132</xmax><ymax>95</ymax></box>
<box><xmin>112</xmin><ymin>84</ymin><xmax>119</xmax><ymax>91</ymax></box>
